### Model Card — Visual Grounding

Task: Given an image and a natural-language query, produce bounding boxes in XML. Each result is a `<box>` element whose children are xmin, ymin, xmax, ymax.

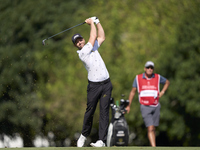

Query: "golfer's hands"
<box><xmin>85</xmin><ymin>18</ymin><xmax>94</xmax><ymax>25</ymax></box>
<box><xmin>90</xmin><ymin>16</ymin><xmax>100</xmax><ymax>24</ymax></box>
<box><xmin>126</xmin><ymin>106</ymin><xmax>130</xmax><ymax>114</ymax></box>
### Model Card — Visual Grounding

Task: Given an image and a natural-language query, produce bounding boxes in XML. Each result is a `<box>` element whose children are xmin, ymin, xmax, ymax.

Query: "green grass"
<box><xmin>1</xmin><ymin>147</ymin><xmax>200</xmax><ymax>150</ymax></box>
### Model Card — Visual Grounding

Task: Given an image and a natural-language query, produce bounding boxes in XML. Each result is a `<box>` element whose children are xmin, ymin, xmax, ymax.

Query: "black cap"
<box><xmin>72</xmin><ymin>33</ymin><xmax>83</xmax><ymax>44</ymax></box>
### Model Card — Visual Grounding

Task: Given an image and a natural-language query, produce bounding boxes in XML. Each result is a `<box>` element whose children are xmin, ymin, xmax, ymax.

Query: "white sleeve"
<box><xmin>78</xmin><ymin>42</ymin><xmax>93</xmax><ymax>60</ymax></box>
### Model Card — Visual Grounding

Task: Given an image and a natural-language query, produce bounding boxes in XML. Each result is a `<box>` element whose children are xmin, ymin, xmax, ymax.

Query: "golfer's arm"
<box><xmin>96</xmin><ymin>23</ymin><xmax>105</xmax><ymax>46</ymax></box>
<box><xmin>128</xmin><ymin>87</ymin><xmax>137</xmax><ymax>107</ymax></box>
<box><xmin>88</xmin><ymin>22</ymin><xmax>97</xmax><ymax>46</ymax></box>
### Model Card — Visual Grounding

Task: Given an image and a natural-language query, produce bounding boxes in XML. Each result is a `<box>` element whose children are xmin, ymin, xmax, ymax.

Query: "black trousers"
<box><xmin>82</xmin><ymin>78</ymin><xmax>113</xmax><ymax>143</ymax></box>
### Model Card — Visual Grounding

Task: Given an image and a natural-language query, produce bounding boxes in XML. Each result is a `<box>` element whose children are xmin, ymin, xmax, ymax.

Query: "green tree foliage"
<box><xmin>157</xmin><ymin>1</ymin><xmax>200</xmax><ymax>146</ymax></box>
<box><xmin>0</xmin><ymin>0</ymin><xmax>200</xmax><ymax>147</ymax></box>
<box><xmin>0</xmin><ymin>0</ymin><xmax>45</xmax><ymax>146</ymax></box>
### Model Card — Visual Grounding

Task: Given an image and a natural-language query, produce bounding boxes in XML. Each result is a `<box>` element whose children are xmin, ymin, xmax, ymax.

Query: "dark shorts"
<box><xmin>140</xmin><ymin>103</ymin><xmax>161</xmax><ymax>127</ymax></box>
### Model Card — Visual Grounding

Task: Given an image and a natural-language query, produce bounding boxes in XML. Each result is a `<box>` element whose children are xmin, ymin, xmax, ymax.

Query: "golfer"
<box><xmin>126</xmin><ymin>61</ymin><xmax>170</xmax><ymax>147</ymax></box>
<box><xmin>72</xmin><ymin>17</ymin><xmax>112</xmax><ymax>147</ymax></box>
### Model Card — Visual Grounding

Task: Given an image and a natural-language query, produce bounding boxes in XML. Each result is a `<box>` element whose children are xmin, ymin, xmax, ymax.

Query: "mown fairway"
<box><xmin>1</xmin><ymin>147</ymin><xmax>200</xmax><ymax>150</ymax></box>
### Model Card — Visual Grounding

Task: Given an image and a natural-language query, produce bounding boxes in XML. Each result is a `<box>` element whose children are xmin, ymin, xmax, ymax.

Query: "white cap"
<box><xmin>145</xmin><ymin>61</ymin><xmax>154</xmax><ymax>67</ymax></box>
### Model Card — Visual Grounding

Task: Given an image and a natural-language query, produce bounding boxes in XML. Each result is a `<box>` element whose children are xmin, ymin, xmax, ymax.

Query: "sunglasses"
<box><xmin>146</xmin><ymin>66</ymin><xmax>154</xmax><ymax>69</ymax></box>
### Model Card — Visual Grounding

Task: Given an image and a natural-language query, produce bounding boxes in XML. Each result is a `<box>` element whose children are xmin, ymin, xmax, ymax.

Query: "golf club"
<box><xmin>42</xmin><ymin>22</ymin><xmax>86</xmax><ymax>45</ymax></box>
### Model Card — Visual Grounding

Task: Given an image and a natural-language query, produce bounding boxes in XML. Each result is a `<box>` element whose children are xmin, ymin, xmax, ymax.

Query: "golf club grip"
<box><xmin>81</xmin><ymin>22</ymin><xmax>86</xmax><ymax>25</ymax></box>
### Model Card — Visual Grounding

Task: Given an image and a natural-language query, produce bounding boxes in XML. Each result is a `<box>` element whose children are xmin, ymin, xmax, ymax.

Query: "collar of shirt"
<box><xmin>142</xmin><ymin>73</ymin><xmax>155</xmax><ymax>79</ymax></box>
<box><xmin>76</xmin><ymin>41</ymin><xmax>99</xmax><ymax>54</ymax></box>
<box><xmin>77</xmin><ymin>49</ymin><xmax>94</xmax><ymax>54</ymax></box>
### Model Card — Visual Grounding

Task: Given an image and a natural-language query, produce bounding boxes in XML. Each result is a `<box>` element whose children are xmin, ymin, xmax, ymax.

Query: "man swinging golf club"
<box><xmin>72</xmin><ymin>17</ymin><xmax>113</xmax><ymax>147</ymax></box>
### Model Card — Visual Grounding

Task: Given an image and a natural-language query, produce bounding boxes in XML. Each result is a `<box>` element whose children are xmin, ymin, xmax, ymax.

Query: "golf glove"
<box><xmin>90</xmin><ymin>16</ymin><xmax>100</xmax><ymax>24</ymax></box>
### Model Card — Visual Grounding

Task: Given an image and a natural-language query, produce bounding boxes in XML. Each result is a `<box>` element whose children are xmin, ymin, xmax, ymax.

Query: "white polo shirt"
<box><xmin>77</xmin><ymin>40</ymin><xmax>109</xmax><ymax>82</ymax></box>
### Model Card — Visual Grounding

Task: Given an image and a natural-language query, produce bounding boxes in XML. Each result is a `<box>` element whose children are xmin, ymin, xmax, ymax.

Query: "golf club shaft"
<box><xmin>42</xmin><ymin>22</ymin><xmax>85</xmax><ymax>45</ymax></box>
<box><xmin>47</xmin><ymin>22</ymin><xmax>86</xmax><ymax>40</ymax></box>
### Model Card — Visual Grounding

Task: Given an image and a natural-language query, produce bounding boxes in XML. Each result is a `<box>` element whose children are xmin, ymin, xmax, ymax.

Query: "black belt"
<box><xmin>88</xmin><ymin>78</ymin><xmax>110</xmax><ymax>85</ymax></box>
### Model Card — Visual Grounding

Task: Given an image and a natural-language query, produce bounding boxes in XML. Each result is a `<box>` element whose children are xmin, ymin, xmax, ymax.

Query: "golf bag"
<box><xmin>107</xmin><ymin>96</ymin><xmax>129</xmax><ymax>147</ymax></box>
